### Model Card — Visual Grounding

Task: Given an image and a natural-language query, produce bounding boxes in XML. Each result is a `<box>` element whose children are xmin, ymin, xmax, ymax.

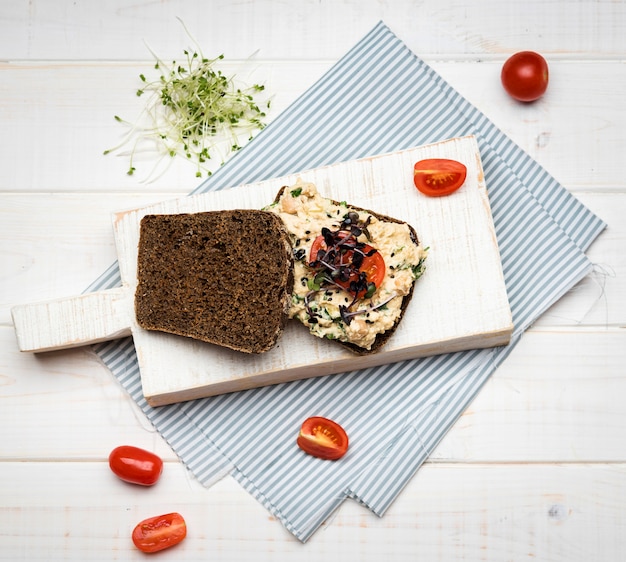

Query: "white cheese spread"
<box><xmin>266</xmin><ymin>179</ymin><xmax>427</xmax><ymax>350</ymax></box>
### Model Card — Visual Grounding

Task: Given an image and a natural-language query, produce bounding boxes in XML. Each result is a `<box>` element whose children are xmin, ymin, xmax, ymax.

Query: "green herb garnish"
<box><xmin>104</xmin><ymin>18</ymin><xmax>271</xmax><ymax>180</ymax></box>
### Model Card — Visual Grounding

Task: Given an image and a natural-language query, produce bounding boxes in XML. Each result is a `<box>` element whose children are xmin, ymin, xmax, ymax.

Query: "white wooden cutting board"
<box><xmin>12</xmin><ymin>136</ymin><xmax>513</xmax><ymax>406</ymax></box>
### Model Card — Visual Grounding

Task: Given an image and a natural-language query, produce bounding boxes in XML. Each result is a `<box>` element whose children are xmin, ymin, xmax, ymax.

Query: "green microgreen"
<box><xmin>104</xmin><ymin>18</ymin><xmax>271</xmax><ymax>181</ymax></box>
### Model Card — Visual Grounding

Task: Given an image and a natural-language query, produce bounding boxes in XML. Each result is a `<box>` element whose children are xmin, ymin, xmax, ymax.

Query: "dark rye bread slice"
<box><xmin>135</xmin><ymin>210</ymin><xmax>294</xmax><ymax>354</ymax></box>
<box><xmin>273</xmin><ymin>186</ymin><xmax>422</xmax><ymax>356</ymax></box>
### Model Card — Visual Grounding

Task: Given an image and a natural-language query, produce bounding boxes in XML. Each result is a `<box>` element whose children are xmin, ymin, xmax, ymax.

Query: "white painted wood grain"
<box><xmin>12</xmin><ymin>287</ymin><xmax>131</xmax><ymax>351</ymax></box>
<box><xmin>1</xmin><ymin>460</ymin><xmax>624</xmax><ymax>561</ymax></box>
<box><xmin>435</xmin><ymin>328</ymin><xmax>626</xmax><ymax>463</ymax></box>
<box><xmin>1</xmin><ymin>61</ymin><xmax>624</xmax><ymax>193</ymax></box>
<box><xmin>0</xmin><ymin>326</ymin><xmax>177</xmax><ymax>461</ymax></box>
<box><xmin>0</xmin><ymin>0</ymin><xmax>624</xmax><ymax>558</ymax></box>
<box><xmin>2</xmin><ymin>328</ymin><xmax>625</xmax><ymax>462</ymax></box>
<box><xmin>3</xmin><ymin>191</ymin><xmax>620</xmax><ymax>332</ymax></box>
<box><xmin>2</xmin><ymin>0</ymin><xmax>624</xmax><ymax>61</ymax></box>
<box><xmin>0</xmin><ymin>192</ymin><xmax>182</xmax><ymax>325</ymax></box>
<box><xmin>9</xmin><ymin>137</ymin><xmax>513</xmax><ymax>404</ymax></box>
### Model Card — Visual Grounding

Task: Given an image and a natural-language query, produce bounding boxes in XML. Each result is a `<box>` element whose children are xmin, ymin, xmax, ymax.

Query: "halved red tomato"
<box><xmin>297</xmin><ymin>416</ymin><xmax>349</xmax><ymax>460</ymax></box>
<box><xmin>132</xmin><ymin>512</ymin><xmax>187</xmax><ymax>553</ymax></box>
<box><xmin>309</xmin><ymin>234</ymin><xmax>385</xmax><ymax>297</ymax></box>
<box><xmin>109</xmin><ymin>445</ymin><xmax>163</xmax><ymax>486</ymax></box>
<box><xmin>413</xmin><ymin>158</ymin><xmax>467</xmax><ymax>197</ymax></box>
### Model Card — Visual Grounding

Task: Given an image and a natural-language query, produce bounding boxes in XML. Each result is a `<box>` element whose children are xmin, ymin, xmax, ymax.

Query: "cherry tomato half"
<box><xmin>132</xmin><ymin>512</ymin><xmax>187</xmax><ymax>554</ymax></box>
<box><xmin>309</xmin><ymin>234</ymin><xmax>386</xmax><ymax>297</ymax></box>
<box><xmin>109</xmin><ymin>445</ymin><xmax>163</xmax><ymax>486</ymax></box>
<box><xmin>413</xmin><ymin>158</ymin><xmax>467</xmax><ymax>197</ymax></box>
<box><xmin>501</xmin><ymin>51</ymin><xmax>549</xmax><ymax>102</ymax></box>
<box><xmin>297</xmin><ymin>416</ymin><xmax>349</xmax><ymax>460</ymax></box>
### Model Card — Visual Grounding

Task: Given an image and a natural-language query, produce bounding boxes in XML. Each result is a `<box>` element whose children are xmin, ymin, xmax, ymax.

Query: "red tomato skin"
<box><xmin>108</xmin><ymin>445</ymin><xmax>163</xmax><ymax>486</ymax></box>
<box><xmin>297</xmin><ymin>416</ymin><xmax>349</xmax><ymax>460</ymax></box>
<box><xmin>309</xmin><ymin>235</ymin><xmax>386</xmax><ymax>296</ymax></box>
<box><xmin>501</xmin><ymin>51</ymin><xmax>549</xmax><ymax>102</ymax></box>
<box><xmin>132</xmin><ymin>512</ymin><xmax>187</xmax><ymax>553</ymax></box>
<box><xmin>413</xmin><ymin>158</ymin><xmax>467</xmax><ymax>197</ymax></box>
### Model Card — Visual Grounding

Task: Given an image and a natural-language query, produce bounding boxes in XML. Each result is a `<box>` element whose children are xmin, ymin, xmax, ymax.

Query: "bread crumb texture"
<box><xmin>135</xmin><ymin>210</ymin><xmax>293</xmax><ymax>353</ymax></box>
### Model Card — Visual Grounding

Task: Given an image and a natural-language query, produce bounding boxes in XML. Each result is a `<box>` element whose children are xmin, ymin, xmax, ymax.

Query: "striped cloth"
<box><xmin>90</xmin><ymin>22</ymin><xmax>606</xmax><ymax>541</ymax></box>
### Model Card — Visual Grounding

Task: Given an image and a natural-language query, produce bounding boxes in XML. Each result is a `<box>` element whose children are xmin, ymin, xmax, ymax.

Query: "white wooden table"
<box><xmin>1</xmin><ymin>1</ymin><xmax>624</xmax><ymax>560</ymax></box>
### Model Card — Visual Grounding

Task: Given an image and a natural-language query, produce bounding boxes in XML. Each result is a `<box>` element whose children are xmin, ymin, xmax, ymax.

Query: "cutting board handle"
<box><xmin>11</xmin><ymin>287</ymin><xmax>132</xmax><ymax>352</ymax></box>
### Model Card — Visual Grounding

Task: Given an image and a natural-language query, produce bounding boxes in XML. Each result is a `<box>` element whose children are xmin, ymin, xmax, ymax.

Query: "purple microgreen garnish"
<box><xmin>304</xmin><ymin>210</ymin><xmax>386</xmax><ymax>326</ymax></box>
<box><xmin>339</xmin><ymin>292</ymin><xmax>397</xmax><ymax>326</ymax></box>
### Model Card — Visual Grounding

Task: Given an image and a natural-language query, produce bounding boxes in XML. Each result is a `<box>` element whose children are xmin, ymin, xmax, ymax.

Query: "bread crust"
<box><xmin>273</xmin><ymin>186</ymin><xmax>421</xmax><ymax>355</ymax></box>
<box><xmin>135</xmin><ymin>209</ymin><xmax>294</xmax><ymax>354</ymax></box>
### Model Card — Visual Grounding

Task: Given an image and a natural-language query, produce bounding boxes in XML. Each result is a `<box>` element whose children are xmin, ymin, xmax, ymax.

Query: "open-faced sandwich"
<box><xmin>265</xmin><ymin>180</ymin><xmax>428</xmax><ymax>354</ymax></box>
<box><xmin>134</xmin><ymin>180</ymin><xmax>427</xmax><ymax>356</ymax></box>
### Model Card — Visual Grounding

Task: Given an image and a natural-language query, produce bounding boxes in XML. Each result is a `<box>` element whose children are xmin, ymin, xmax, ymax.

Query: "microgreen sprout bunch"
<box><xmin>303</xmin><ymin>211</ymin><xmax>393</xmax><ymax>326</ymax></box>
<box><xmin>105</xmin><ymin>22</ymin><xmax>270</xmax><ymax>180</ymax></box>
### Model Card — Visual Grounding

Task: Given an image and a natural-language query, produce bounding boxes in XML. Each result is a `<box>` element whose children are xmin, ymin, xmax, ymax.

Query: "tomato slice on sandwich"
<box><xmin>309</xmin><ymin>232</ymin><xmax>385</xmax><ymax>298</ymax></box>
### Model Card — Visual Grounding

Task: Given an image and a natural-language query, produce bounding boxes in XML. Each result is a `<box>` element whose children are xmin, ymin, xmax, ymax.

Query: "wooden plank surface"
<box><xmin>0</xmin><ymin>0</ymin><xmax>624</xmax><ymax>559</ymax></box>
<box><xmin>2</xmin><ymin>460</ymin><xmax>626</xmax><ymax>561</ymax></box>
<box><xmin>1</xmin><ymin>60</ymin><xmax>624</xmax><ymax>193</ymax></box>
<box><xmin>11</xmin><ymin>137</ymin><xmax>513</xmax><ymax>405</ymax></box>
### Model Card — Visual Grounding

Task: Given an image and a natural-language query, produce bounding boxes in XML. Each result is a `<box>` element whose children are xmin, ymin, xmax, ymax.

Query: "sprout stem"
<box><xmin>104</xmin><ymin>20</ymin><xmax>270</xmax><ymax>181</ymax></box>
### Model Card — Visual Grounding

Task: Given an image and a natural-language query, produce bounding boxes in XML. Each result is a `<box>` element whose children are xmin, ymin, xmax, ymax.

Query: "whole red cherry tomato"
<box><xmin>501</xmin><ymin>51</ymin><xmax>549</xmax><ymax>102</ymax></box>
<box><xmin>132</xmin><ymin>512</ymin><xmax>187</xmax><ymax>553</ymax></box>
<box><xmin>413</xmin><ymin>158</ymin><xmax>467</xmax><ymax>197</ymax></box>
<box><xmin>297</xmin><ymin>416</ymin><xmax>349</xmax><ymax>460</ymax></box>
<box><xmin>108</xmin><ymin>445</ymin><xmax>163</xmax><ymax>486</ymax></box>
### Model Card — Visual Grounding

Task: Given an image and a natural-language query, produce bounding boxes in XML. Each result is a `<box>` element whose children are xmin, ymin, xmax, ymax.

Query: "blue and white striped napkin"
<box><xmin>91</xmin><ymin>22</ymin><xmax>606</xmax><ymax>541</ymax></box>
